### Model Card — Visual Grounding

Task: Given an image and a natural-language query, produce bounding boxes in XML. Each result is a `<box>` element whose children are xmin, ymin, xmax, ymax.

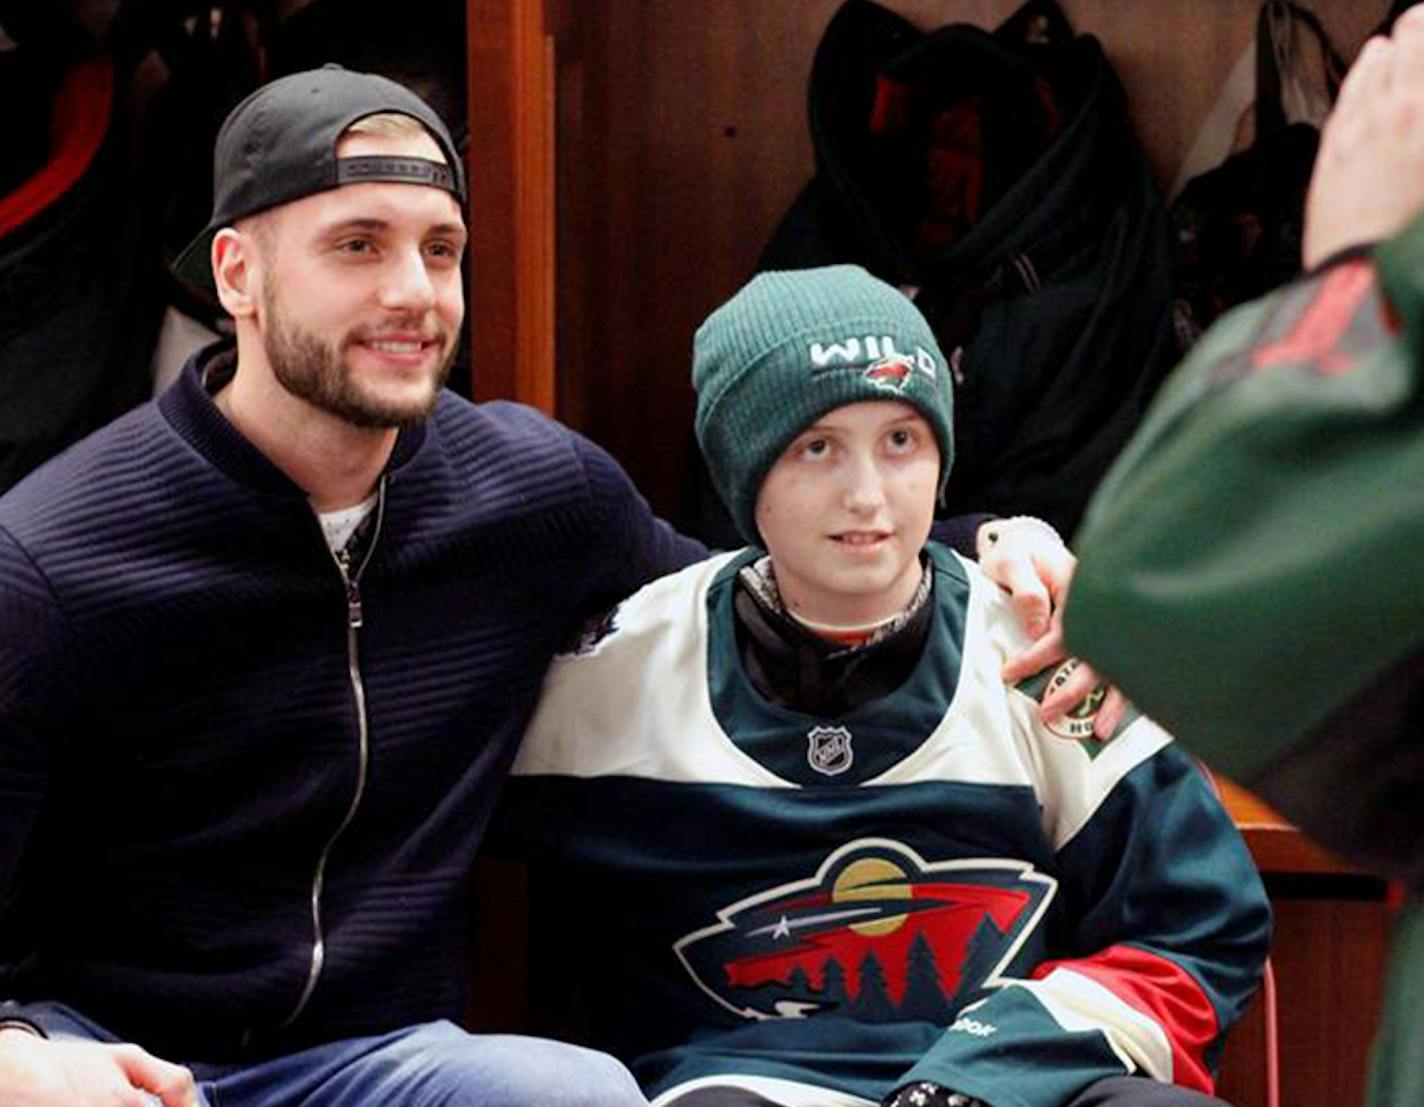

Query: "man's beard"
<box><xmin>261</xmin><ymin>286</ymin><xmax>454</xmax><ymax>429</ymax></box>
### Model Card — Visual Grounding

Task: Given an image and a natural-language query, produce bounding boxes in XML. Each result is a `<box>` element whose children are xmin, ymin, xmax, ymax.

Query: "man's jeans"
<box><xmin>11</xmin><ymin>1001</ymin><xmax>647</xmax><ymax>1106</ymax></box>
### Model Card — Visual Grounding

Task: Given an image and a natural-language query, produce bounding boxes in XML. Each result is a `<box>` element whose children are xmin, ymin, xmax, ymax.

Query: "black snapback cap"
<box><xmin>173</xmin><ymin>64</ymin><xmax>466</xmax><ymax>291</ymax></box>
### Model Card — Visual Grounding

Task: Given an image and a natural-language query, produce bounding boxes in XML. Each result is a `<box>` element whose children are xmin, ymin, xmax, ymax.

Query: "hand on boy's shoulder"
<box><xmin>974</xmin><ymin>515</ymin><xmax>1071</xmax><ymax>640</ymax></box>
<box><xmin>977</xmin><ymin>515</ymin><xmax>1128</xmax><ymax>741</ymax></box>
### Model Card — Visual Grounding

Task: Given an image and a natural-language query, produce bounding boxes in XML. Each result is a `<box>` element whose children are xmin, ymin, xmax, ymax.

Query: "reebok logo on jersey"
<box><xmin>673</xmin><ymin>839</ymin><xmax>1055</xmax><ymax>1023</ymax></box>
<box><xmin>950</xmin><ymin>1014</ymin><xmax>997</xmax><ymax>1037</ymax></box>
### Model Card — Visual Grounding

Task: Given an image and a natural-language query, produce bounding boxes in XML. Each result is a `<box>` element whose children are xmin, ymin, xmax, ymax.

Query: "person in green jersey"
<box><xmin>1063</xmin><ymin>9</ymin><xmax>1424</xmax><ymax>1105</ymax></box>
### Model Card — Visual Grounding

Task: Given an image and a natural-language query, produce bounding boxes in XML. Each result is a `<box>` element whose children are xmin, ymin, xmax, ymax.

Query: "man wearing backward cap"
<box><xmin>0</xmin><ymin>66</ymin><xmax>1093</xmax><ymax>1107</ymax></box>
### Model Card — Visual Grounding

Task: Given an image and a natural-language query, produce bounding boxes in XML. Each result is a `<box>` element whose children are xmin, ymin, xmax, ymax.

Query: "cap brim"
<box><xmin>171</xmin><ymin>225</ymin><xmax>219</xmax><ymax>293</ymax></box>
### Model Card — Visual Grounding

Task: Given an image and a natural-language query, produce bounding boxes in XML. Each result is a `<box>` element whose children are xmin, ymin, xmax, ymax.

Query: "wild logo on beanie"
<box><xmin>808</xmin><ymin>335</ymin><xmax>941</xmax><ymax>392</ymax></box>
<box><xmin>693</xmin><ymin>265</ymin><xmax>954</xmax><ymax>545</ymax></box>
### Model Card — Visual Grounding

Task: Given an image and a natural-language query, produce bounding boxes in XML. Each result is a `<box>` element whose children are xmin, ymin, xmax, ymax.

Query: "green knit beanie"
<box><xmin>693</xmin><ymin>265</ymin><xmax>954</xmax><ymax>545</ymax></box>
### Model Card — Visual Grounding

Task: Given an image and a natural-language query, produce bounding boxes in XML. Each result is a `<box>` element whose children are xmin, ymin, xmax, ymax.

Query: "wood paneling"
<box><xmin>1212</xmin><ymin>777</ymin><xmax>1393</xmax><ymax>1106</ymax></box>
<box><xmin>467</xmin><ymin>0</ymin><xmax>556</xmax><ymax>412</ymax></box>
<box><xmin>548</xmin><ymin>0</ymin><xmax>1383</xmax><ymax>523</ymax></box>
<box><xmin>1219</xmin><ymin>890</ymin><xmax>1393</xmax><ymax>1107</ymax></box>
<box><xmin>1218</xmin><ymin>774</ymin><xmax>1369</xmax><ymax>875</ymax></box>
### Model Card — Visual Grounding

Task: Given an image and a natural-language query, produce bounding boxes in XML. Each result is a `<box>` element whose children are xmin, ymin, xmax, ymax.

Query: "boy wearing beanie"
<box><xmin>498</xmin><ymin>267</ymin><xmax>1268</xmax><ymax>1107</ymax></box>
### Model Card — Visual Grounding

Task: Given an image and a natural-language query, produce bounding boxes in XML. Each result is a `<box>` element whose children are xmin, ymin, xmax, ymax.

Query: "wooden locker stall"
<box><xmin>465</xmin><ymin>4</ymin><xmax>1399</xmax><ymax>1106</ymax></box>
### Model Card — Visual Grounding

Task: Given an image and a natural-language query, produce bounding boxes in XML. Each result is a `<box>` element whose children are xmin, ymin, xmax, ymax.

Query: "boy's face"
<box><xmin>754</xmin><ymin>400</ymin><xmax>940</xmax><ymax>626</ymax></box>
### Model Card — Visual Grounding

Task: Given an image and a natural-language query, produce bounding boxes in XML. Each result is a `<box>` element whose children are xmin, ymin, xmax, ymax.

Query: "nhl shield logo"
<box><xmin>807</xmin><ymin>726</ymin><xmax>853</xmax><ymax>776</ymax></box>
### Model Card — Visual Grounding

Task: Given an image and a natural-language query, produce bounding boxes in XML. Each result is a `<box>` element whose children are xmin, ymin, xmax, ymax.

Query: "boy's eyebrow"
<box><xmin>801</xmin><ymin>413</ymin><xmax>923</xmax><ymax>433</ymax></box>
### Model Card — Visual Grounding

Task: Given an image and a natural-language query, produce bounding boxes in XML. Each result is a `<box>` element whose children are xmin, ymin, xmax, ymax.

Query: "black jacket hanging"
<box><xmin>0</xmin><ymin>14</ymin><xmax>159</xmax><ymax>496</ymax></box>
<box><xmin>759</xmin><ymin>0</ymin><xmax>1178</xmax><ymax>539</ymax></box>
<box><xmin>1168</xmin><ymin>1</ymin><xmax>1345</xmax><ymax>346</ymax></box>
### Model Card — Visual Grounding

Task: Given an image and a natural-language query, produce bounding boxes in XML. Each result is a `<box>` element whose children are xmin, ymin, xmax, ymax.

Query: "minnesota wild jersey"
<box><xmin>498</xmin><ymin>544</ymin><xmax>1269</xmax><ymax>1107</ymax></box>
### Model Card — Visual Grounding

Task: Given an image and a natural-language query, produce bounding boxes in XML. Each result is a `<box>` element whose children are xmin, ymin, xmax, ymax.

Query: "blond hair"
<box><xmin>342</xmin><ymin>111</ymin><xmax>431</xmax><ymax>141</ymax></box>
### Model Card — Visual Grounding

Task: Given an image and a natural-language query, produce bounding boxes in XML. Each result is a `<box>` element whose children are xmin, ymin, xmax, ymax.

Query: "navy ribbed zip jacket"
<box><xmin>0</xmin><ymin>343</ymin><xmax>704</xmax><ymax>1062</ymax></box>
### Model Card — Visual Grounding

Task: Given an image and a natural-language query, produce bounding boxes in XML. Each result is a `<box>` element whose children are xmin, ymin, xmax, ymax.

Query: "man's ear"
<box><xmin>212</xmin><ymin>227</ymin><xmax>259</xmax><ymax>319</ymax></box>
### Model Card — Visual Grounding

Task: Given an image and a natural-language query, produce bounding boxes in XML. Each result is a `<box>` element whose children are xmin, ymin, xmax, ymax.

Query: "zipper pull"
<box><xmin>347</xmin><ymin>579</ymin><xmax>363</xmax><ymax>630</ymax></box>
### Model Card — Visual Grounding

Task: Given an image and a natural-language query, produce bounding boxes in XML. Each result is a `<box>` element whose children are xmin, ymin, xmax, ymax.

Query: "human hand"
<box><xmin>979</xmin><ymin>518</ymin><xmax>1127</xmax><ymax>740</ymax></box>
<box><xmin>1011</xmin><ymin>650</ymin><xmax>1130</xmax><ymax>742</ymax></box>
<box><xmin>0</xmin><ymin>1028</ymin><xmax>200</xmax><ymax>1107</ymax></box>
<box><xmin>974</xmin><ymin>516</ymin><xmax>1073</xmax><ymax>641</ymax></box>
<box><xmin>1303</xmin><ymin>7</ymin><xmax>1424</xmax><ymax>268</ymax></box>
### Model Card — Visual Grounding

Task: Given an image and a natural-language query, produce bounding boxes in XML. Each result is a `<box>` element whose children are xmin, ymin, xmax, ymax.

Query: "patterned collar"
<box><xmin>737</xmin><ymin>554</ymin><xmax>932</xmax><ymax>653</ymax></box>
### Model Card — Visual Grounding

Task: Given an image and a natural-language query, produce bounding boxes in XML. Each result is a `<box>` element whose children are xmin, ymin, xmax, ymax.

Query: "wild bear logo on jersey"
<box><xmin>673</xmin><ymin>839</ymin><xmax>1055</xmax><ymax>1022</ymax></box>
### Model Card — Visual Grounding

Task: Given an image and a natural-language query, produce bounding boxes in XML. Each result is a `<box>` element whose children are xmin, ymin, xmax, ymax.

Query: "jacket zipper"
<box><xmin>278</xmin><ymin>481</ymin><xmax>387</xmax><ymax>1029</ymax></box>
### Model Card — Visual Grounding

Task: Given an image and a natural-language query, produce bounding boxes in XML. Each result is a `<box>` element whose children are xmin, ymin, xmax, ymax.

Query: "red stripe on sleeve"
<box><xmin>1031</xmin><ymin>945</ymin><xmax>1219</xmax><ymax>1093</ymax></box>
<box><xmin>1249</xmin><ymin>259</ymin><xmax>1376</xmax><ymax>376</ymax></box>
